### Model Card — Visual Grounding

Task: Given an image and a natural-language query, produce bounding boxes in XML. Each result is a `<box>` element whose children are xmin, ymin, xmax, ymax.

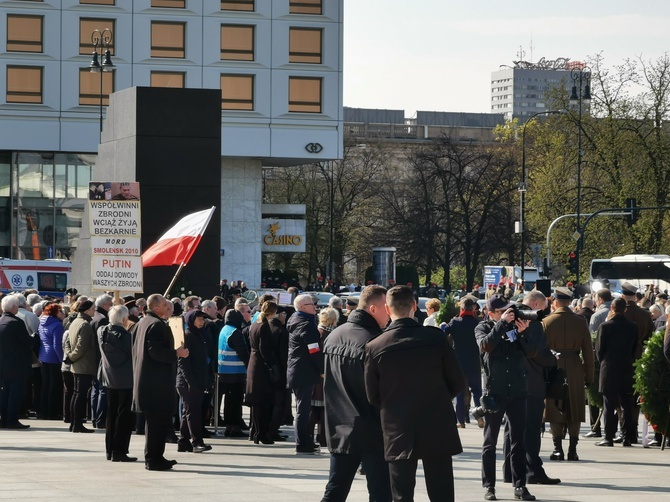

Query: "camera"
<box><xmin>470</xmin><ymin>395</ymin><xmax>499</xmax><ymax>421</ymax></box>
<box><xmin>508</xmin><ymin>304</ymin><xmax>545</xmax><ymax>322</ymax></box>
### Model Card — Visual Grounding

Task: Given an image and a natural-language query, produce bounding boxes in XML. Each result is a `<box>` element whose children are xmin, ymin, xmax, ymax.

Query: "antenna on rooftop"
<box><xmin>517</xmin><ymin>45</ymin><xmax>526</xmax><ymax>61</ymax></box>
<box><xmin>530</xmin><ymin>30</ymin><xmax>534</xmax><ymax>63</ymax></box>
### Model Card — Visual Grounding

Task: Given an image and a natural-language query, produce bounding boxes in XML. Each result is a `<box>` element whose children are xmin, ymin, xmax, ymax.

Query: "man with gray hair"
<box><xmin>0</xmin><ymin>294</ymin><xmax>33</xmax><ymax>429</ymax></box>
<box><xmin>91</xmin><ymin>294</ymin><xmax>113</xmax><ymax>429</ymax></box>
<box><xmin>287</xmin><ymin>293</ymin><xmax>324</xmax><ymax>454</ymax></box>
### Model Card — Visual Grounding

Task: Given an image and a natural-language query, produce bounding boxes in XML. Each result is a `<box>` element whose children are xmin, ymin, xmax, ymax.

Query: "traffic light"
<box><xmin>543</xmin><ymin>257</ymin><xmax>552</xmax><ymax>278</ymax></box>
<box><xmin>625</xmin><ymin>198</ymin><xmax>638</xmax><ymax>226</ymax></box>
<box><xmin>568</xmin><ymin>251</ymin><xmax>578</xmax><ymax>275</ymax></box>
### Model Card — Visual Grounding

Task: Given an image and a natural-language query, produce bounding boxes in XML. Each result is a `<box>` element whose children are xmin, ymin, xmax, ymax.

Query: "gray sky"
<box><xmin>344</xmin><ymin>0</ymin><xmax>670</xmax><ymax>117</ymax></box>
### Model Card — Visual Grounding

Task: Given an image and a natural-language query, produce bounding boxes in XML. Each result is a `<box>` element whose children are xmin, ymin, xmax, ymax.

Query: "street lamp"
<box><xmin>569</xmin><ymin>66</ymin><xmax>591</xmax><ymax>284</ymax></box>
<box><xmin>519</xmin><ymin>109</ymin><xmax>566</xmax><ymax>288</ymax></box>
<box><xmin>88</xmin><ymin>28</ymin><xmax>115</xmax><ymax>141</ymax></box>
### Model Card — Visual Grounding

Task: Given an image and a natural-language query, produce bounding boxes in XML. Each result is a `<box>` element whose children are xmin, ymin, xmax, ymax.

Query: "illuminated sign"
<box><xmin>261</xmin><ymin>219</ymin><xmax>306</xmax><ymax>253</ymax></box>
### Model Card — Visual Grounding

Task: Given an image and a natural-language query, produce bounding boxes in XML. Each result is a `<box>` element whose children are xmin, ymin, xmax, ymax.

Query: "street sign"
<box><xmin>572</xmin><ymin>231</ymin><xmax>581</xmax><ymax>241</ymax></box>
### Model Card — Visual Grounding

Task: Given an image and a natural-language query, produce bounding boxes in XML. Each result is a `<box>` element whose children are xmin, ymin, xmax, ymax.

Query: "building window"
<box><xmin>150</xmin><ymin>71</ymin><xmax>185</xmax><ymax>88</ymax></box>
<box><xmin>221</xmin><ymin>0</ymin><xmax>254</xmax><ymax>11</ymax></box>
<box><xmin>6</xmin><ymin>66</ymin><xmax>43</xmax><ymax>104</ymax></box>
<box><xmin>220</xmin><ymin>25</ymin><xmax>254</xmax><ymax>61</ymax></box>
<box><xmin>288</xmin><ymin>76</ymin><xmax>321</xmax><ymax>113</ymax></box>
<box><xmin>151</xmin><ymin>22</ymin><xmax>185</xmax><ymax>58</ymax></box>
<box><xmin>151</xmin><ymin>0</ymin><xmax>185</xmax><ymax>7</ymax></box>
<box><xmin>81</xmin><ymin>0</ymin><xmax>115</xmax><ymax>4</ymax></box>
<box><xmin>79</xmin><ymin>68</ymin><xmax>114</xmax><ymax>106</ymax></box>
<box><xmin>289</xmin><ymin>28</ymin><xmax>322</xmax><ymax>64</ymax></box>
<box><xmin>220</xmin><ymin>74</ymin><xmax>254</xmax><ymax>110</ymax></box>
<box><xmin>7</xmin><ymin>15</ymin><xmax>43</xmax><ymax>53</ymax></box>
<box><xmin>290</xmin><ymin>0</ymin><xmax>322</xmax><ymax>15</ymax></box>
<box><xmin>79</xmin><ymin>18</ymin><xmax>115</xmax><ymax>55</ymax></box>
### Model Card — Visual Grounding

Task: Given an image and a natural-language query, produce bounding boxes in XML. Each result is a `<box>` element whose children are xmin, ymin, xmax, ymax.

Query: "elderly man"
<box><xmin>287</xmin><ymin>293</ymin><xmax>324</xmax><ymax>454</ymax></box>
<box><xmin>90</xmin><ymin>294</ymin><xmax>113</xmax><ymax>429</ymax></box>
<box><xmin>0</xmin><ymin>294</ymin><xmax>34</xmax><ymax>429</ymax></box>
<box><xmin>132</xmin><ymin>294</ymin><xmax>189</xmax><ymax>471</ymax></box>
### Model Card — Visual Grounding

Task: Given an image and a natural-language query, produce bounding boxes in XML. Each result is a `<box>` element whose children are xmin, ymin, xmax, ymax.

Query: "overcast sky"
<box><xmin>343</xmin><ymin>0</ymin><xmax>670</xmax><ymax>117</ymax></box>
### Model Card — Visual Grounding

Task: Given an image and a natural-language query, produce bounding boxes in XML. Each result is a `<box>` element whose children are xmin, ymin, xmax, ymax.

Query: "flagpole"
<box><xmin>162</xmin><ymin>206</ymin><xmax>216</xmax><ymax>297</ymax></box>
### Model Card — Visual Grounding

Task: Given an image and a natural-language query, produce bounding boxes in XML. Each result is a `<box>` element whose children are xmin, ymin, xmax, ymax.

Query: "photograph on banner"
<box><xmin>111</xmin><ymin>182</ymin><xmax>140</xmax><ymax>201</ymax></box>
<box><xmin>91</xmin><ymin>255</ymin><xmax>144</xmax><ymax>292</ymax></box>
<box><xmin>89</xmin><ymin>182</ymin><xmax>111</xmax><ymax>201</ymax></box>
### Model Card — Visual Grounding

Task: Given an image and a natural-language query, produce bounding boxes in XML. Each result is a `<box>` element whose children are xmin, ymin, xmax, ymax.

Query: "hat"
<box><xmin>487</xmin><ymin>294</ymin><xmax>510</xmax><ymax>311</ymax></box>
<box><xmin>621</xmin><ymin>282</ymin><xmax>638</xmax><ymax>295</ymax></box>
<box><xmin>346</xmin><ymin>297</ymin><xmax>359</xmax><ymax>307</ymax></box>
<box><xmin>566</xmin><ymin>282</ymin><xmax>574</xmax><ymax>288</ymax></box>
<box><xmin>124</xmin><ymin>300</ymin><xmax>137</xmax><ymax>310</ymax></box>
<box><xmin>76</xmin><ymin>300</ymin><xmax>94</xmax><ymax>313</ymax></box>
<box><xmin>554</xmin><ymin>287</ymin><xmax>573</xmax><ymax>300</ymax></box>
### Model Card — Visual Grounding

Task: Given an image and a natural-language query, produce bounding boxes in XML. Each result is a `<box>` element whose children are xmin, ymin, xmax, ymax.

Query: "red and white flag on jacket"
<box><xmin>142</xmin><ymin>206</ymin><xmax>216</xmax><ymax>267</ymax></box>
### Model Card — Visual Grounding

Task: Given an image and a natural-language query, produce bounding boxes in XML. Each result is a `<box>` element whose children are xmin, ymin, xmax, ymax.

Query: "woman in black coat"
<box><xmin>246</xmin><ymin>301</ymin><xmax>280</xmax><ymax>444</ymax></box>
<box><xmin>176</xmin><ymin>310</ymin><xmax>212</xmax><ymax>453</ymax></box>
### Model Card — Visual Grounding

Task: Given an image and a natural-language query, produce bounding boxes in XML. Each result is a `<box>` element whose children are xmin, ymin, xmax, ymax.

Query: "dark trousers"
<box><xmin>456</xmin><ymin>367</ymin><xmax>482</xmax><ymax>425</ymax></box>
<box><xmin>22</xmin><ymin>367</ymin><xmax>41</xmax><ymax>415</ymax></box>
<box><xmin>91</xmin><ymin>378</ymin><xmax>107</xmax><ymax>427</ymax></box>
<box><xmin>40</xmin><ymin>363</ymin><xmax>63</xmax><ymax>420</ymax></box>
<box><xmin>221</xmin><ymin>381</ymin><xmax>244</xmax><ymax>427</ymax></box>
<box><xmin>268</xmin><ymin>387</ymin><xmax>290</xmax><ymax>436</ymax></box>
<box><xmin>71</xmin><ymin>374</ymin><xmax>93</xmax><ymax>430</ymax></box>
<box><xmin>250</xmin><ymin>398</ymin><xmax>274</xmax><ymax>442</ymax></box>
<box><xmin>482</xmin><ymin>396</ymin><xmax>527</xmax><ymax>488</ymax></box>
<box><xmin>62</xmin><ymin>371</ymin><xmax>74</xmax><ymax>422</ymax></box>
<box><xmin>388</xmin><ymin>457</ymin><xmax>454</xmax><ymax>502</ymax></box>
<box><xmin>322</xmin><ymin>453</ymin><xmax>392</xmax><ymax>502</ymax></box>
<box><xmin>144</xmin><ymin>411</ymin><xmax>172</xmax><ymax>464</ymax></box>
<box><xmin>177</xmin><ymin>386</ymin><xmax>204</xmax><ymax>445</ymax></box>
<box><xmin>503</xmin><ymin>396</ymin><xmax>545</xmax><ymax>481</ymax></box>
<box><xmin>105</xmin><ymin>388</ymin><xmax>133</xmax><ymax>457</ymax></box>
<box><xmin>0</xmin><ymin>378</ymin><xmax>26</xmax><ymax>426</ymax></box>
<box><xmin>603</xmin><ymin>391</ymin><xmax>634</xmax><ymax>441</ymax></box>
<box><xmin>293</xmin><ymin>385</ymin><xmax>314</xmax><ymax>449</ymax></box>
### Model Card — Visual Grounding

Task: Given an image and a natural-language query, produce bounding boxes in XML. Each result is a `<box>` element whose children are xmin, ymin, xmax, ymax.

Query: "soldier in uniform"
<box><xmin>542</xmin><ymin>287</ymin><xmax>594</xmax><ymax>462</ymax></box>
<box><xmin>620</xmin><ymin>282</ymin><xmax>654</xmax><ymax>443</ymax></box>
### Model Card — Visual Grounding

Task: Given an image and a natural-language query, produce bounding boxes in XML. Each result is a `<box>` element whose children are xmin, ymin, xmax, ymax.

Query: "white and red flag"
<box><xmin>142</xmin><ymin>206</ymin><xmax>216</xmax><ymax>267</ymax></box>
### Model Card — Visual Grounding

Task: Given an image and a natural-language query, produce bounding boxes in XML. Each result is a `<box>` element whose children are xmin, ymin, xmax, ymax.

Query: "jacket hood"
<box><xmin>184</xmin><ymin>310</ymin><xmax>207</xmax><ymax>332</ymax></box>
<box><xmin>224</xmin><ymin>309</ymin><xmax>243</xmax><ymax>329</ymax></box>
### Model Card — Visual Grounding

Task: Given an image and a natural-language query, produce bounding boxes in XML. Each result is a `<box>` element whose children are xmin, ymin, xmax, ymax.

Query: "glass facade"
<box><xmin>0</xmin><ymin>152</ymin><xmax>93</xmax><ymax>260</ymax></box>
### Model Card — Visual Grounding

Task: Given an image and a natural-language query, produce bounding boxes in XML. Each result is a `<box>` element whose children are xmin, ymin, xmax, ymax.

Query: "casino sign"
<box><xmin>261</xmin><ymin>219</ymin><xmax>306</xmax><ymax>253</ymax></box>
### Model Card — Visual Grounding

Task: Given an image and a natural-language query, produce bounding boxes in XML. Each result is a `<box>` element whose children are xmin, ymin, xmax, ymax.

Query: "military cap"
<box><xmin>621</xmin><ymin>282</ymin><xmax>638</xmax><ymax>295</ymax></box>
<box><xmin>554</xmin><ymin>287</ymin><xmax>573</xmax><ymax>300</ymax></box>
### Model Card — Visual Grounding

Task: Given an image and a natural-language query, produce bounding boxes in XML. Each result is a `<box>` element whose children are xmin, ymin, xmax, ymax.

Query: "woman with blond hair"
<box><xmin>246</xmin><ymin>301</ymin><xmax>280</xmax><ymax>445</ymax></box>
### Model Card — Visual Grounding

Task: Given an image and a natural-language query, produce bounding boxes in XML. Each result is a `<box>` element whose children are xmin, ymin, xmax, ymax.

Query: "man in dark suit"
<box><xmin>132</xmin><ymin>294</ymin><xmax>189</xmax><ymax>471</ymax></box>
<box><xmin>0</xmin><ymin>294</ymin><xmax>34</xmax><ymax>429</ymax></box>
<box><xmin>595</xmin><ymin>297</ymin><xmax>638</xmax><ymax>447</ymax></box>
<box><xmin>620</xmin><ymin>282</ymin><xmax>654</xmax><ymax>443</ymax></box>
<box><xmin>322</xmin><ymin>285</ymin><xmax>391</xmax><ymax>502</ymax></box>
<box><xmin>365</xmin><ymin>285</ymin><xmax>466</xmax><ymax>502</ymax></box>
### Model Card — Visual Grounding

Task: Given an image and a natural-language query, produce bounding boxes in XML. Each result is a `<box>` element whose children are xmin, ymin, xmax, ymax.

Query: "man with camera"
<box><xmin>503</xmin><ymin>291</ymin><xmax>560</xmax><ymax>485</ymax></box>
<box><xmin>475</xmin><ymin>294</ymin><xmax>538</xmax><ymax>501</ymax></box>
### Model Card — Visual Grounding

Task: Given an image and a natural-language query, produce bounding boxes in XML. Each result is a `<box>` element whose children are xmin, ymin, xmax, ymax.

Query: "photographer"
<box><xmin>503</xmin><ymin>291</ymin><xmax>560</xmax><ymax>485</ymax></box>
<box><xmin>475</xmin><ymin>295</ymin><xmax>538</xmax><ymax>502</ymax></box>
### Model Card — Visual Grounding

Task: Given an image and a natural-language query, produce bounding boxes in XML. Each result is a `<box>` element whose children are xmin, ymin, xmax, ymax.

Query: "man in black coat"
<box><xmin>287</xmin><ymin>294</ymin><xmax>324</xmax><ymax>454</ymax></box>
<box><xmin>132</xmin><ymin>294</ymin><xmax>189</xmax><ymax>470</ymax></box>
<box><xmin>321</xmin><ymin>285</ymin><xmax>391</xmax><ymax>502</ymax></box>
<box><xmin>365</xmin><ymin>286</ymin><xmax>466</xmax><ymax>502</ymax></box>
<box><xmin>503</xmin><ymin>291</ymin><xmax>560</xmax><ymax>485</ymax></box>
<box><xmin>595</xmin><ymin>297</ymin><xmax>638</xmax><ymax>447</ymax></box>
<box><xmin>0</xmin><ymin>294</ymin><xmax>34</xmax><ymax>429</ymax></box>
<box><xmin>475</xmin><ymin>294</ymin><xmax>537</xmax><ymax>501</ymax></box>
<box><xmin>443</xmin><ymin>295</ymin><xmax>482</xmax><ymax>428</ymax></box>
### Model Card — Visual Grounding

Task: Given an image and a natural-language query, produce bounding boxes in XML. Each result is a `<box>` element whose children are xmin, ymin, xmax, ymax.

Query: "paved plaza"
<box><xmin>0</xmin><ymin>413</ymin><xmax>668</xmax><ymax>501</ymax></box>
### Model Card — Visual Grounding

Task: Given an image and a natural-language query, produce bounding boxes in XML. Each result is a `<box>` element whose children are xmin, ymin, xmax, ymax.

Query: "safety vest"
<box><xmin>218</xmin><ymin>324</ymin><xmax>246</xmax><ymax>374</ymax></box>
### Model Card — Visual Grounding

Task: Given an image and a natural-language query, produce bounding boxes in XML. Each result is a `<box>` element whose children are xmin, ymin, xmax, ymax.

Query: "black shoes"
<box><xmin>224</xmin><ymin>429</ymin><xmax>248</xmax><ymax>438</ymax></box>
<box><xmin>596</xmin><ymin>438</ymin><xmax>614</xmax><ymax>447</ymax></box>
<box><xmin>295</xmin><ymin>446</ymin><xmax>320</xmax><ymax>455</ymax></box>
<box><xmin>145</xmin><ymin>458</ymin><xmax>178</xmax><ymax>470</ymax></box>
<box><xmin>112</xmin><ymin>454</ymin><xmax>138</xmax><ymax>462</ymax></box>
<box><xmin>583</xmin><ymin>430</ymin><xmax>601</xmax><ymax>438</ymax></box>
<box><xmin>6</xmin><ymin>422</ymin><xmax>30</xmax><ymax>430</ymax></box>
<box><xmin>177</xmin><ymin>441</ymin><xmax>193</xmax><ymax>452</ymax></box>
<box><xmin>514</xmin><ymin>487</ymin><xmax>536</xmax><ymax>501</ymax></box>
<box><xmin>253</xmin><ymin>437</ymin><xmax>275</xmax><ymax>445</ymax></box>
<box><xmin>527</xmin><ymin>475</ymin><xmax>561</xmax><ymax>485</ymax></box>
<box><xmin>192</xmin><ymin>444</ymin><xmax>212</xmax><ymax>453</ymax></box>
<box><xmin>72</xmin><ymin>426</ymin><xmax>95</xmax><ymax>433</ymax></box>
<box><xmin>484</xmin><ymin>487</ymin><xmax>497</xmax><ymax>500</ymax></box>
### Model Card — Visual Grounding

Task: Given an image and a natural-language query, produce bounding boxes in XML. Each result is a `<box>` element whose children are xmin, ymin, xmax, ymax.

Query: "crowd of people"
<box><xmin>1</xmin><ymin>278</ymin><xmax>669</xmax><ymax>500</ymax></box>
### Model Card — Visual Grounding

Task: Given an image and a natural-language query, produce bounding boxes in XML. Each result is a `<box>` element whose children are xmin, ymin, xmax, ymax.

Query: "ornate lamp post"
<box><xmin>88</xmin><ymin>28</ymin><xmax>115</xmax><ymax>140</ymax></box>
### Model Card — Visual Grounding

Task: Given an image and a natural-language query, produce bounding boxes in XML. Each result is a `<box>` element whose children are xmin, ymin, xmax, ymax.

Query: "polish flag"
<box><xmin>142</xmin><ymin>206</ymin><xmax>216</xmax><ymax>267</ymax></box>
<box><xmin>307</xmin><ymin>342</ymin><xmax>321</xmax><ymax>354</ymax></box>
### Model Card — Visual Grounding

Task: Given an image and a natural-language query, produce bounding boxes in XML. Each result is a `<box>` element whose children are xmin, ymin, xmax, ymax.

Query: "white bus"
<box><xmin>0</xmin><ymin>259</ymin><xmax>72</xmax><ymax>298</ymax></box>
<box><xmin>589</xmin><ymin>254</ymin><xmax>670</xmax><ymax>293</ymax></box>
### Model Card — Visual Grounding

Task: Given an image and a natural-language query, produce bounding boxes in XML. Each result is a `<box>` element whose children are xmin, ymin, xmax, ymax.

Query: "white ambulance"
<box><xmin>0</xmin><ymin>259</ymin><xmax>72</xmax><ymax>298</ymax></box>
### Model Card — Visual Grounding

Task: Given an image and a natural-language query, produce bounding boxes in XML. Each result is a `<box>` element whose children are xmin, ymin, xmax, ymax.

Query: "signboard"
<box><xmin>91</xmin><ymin>256</ymin><xmax>143</xmax><ymax>291</ymax></box>
<box><xmin>89</xmin><ymin>182</ymin><xmax>143</xmax><ymax>292</ymax></box>
<box><xmin>261</xmin><ymin>219</ymin><xmax>306</xmax><ymax>253</ymax></box>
